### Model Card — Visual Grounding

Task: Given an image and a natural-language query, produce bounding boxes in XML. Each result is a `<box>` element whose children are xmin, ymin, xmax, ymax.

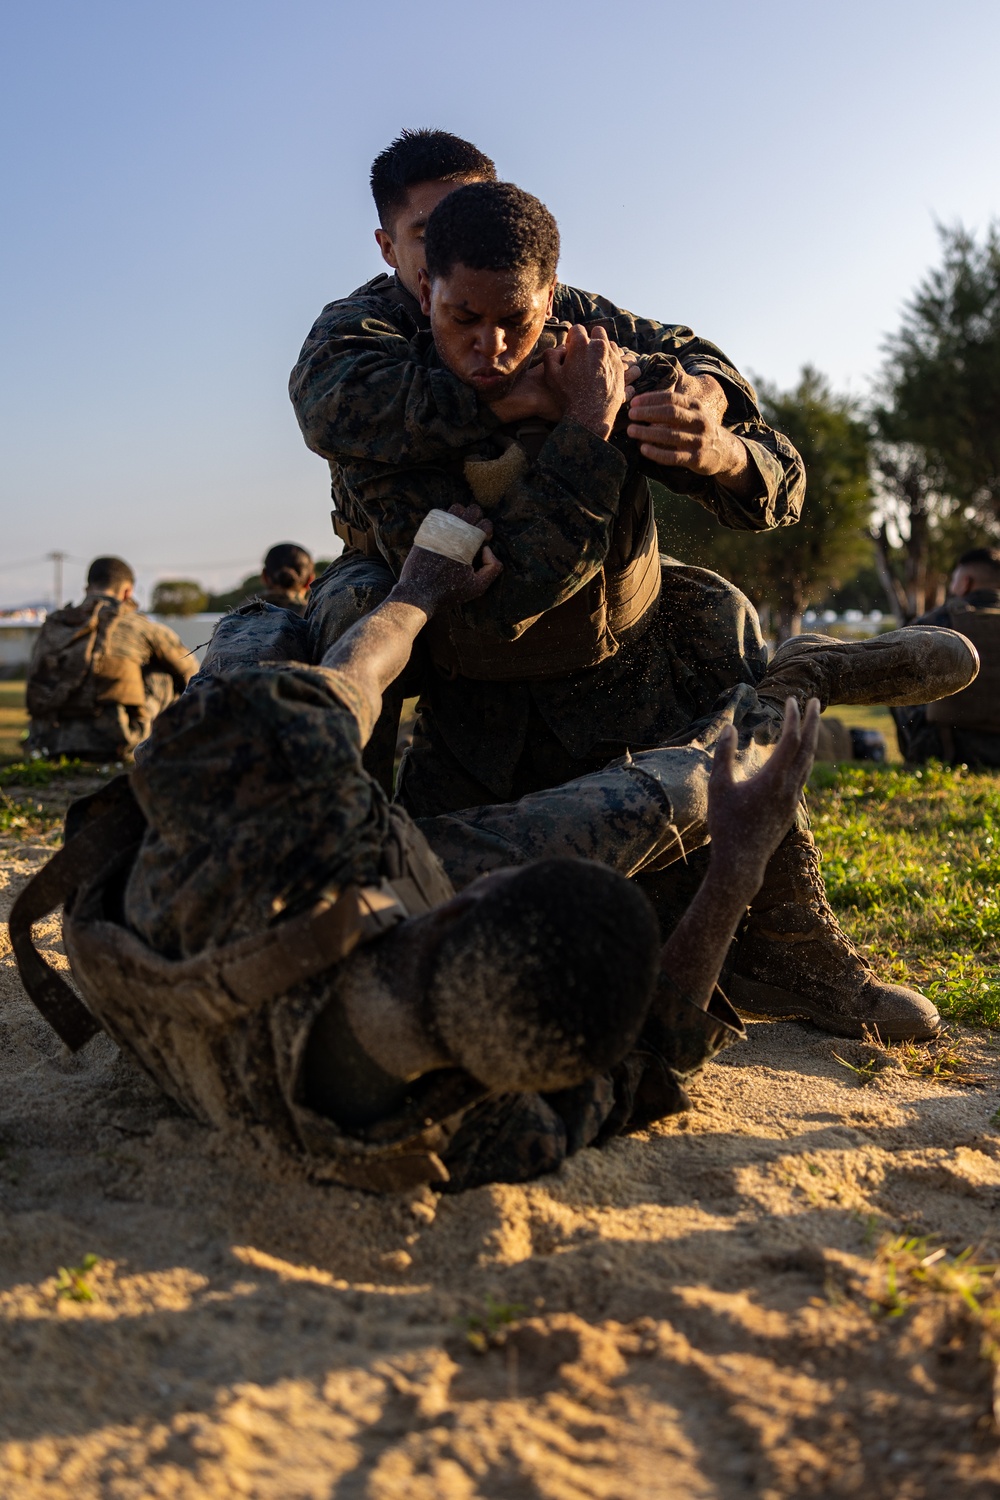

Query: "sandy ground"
<box><xmin>3</xmin><ymin>815</ymin><xmax>1000</xmax><ymax>1499</ymax></box>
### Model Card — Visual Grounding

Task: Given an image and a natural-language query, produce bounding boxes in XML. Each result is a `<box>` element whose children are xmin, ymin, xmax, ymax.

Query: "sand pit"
<box><xmin>3</xmin><ymin>814</ymin><xmax>1000</xmax><ymax>1498</ymax></box>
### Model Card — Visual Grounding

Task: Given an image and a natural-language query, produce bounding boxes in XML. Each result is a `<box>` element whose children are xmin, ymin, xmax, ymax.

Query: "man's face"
<box><xmin>418</xmin><ymin>263</ymin><xmax>556</xmax><ymax>401</ymax></box>
<box><xmin>374</xmin><ymin>178</ymin><xmax>486</xmax><ymax>297</ymax></box>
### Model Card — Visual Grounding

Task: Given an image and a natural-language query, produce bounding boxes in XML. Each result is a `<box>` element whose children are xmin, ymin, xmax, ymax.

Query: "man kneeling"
<box><xmin>14</xmin><ymin>513</ymin><xmax>819</xmax><ymax>1193</ymax></box>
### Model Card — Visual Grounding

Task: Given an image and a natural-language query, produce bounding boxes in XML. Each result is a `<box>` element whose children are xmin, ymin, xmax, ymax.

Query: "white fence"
<box><xmin>0</xmin><ymin>614</ymin><xmax>223</xmax><ymax>677</ymax></box>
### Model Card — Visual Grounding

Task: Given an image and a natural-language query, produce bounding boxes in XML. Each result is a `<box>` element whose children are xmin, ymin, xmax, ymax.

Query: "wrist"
<box><xmin>386</xmin><ymin>583</ymin><xmax>434</xmax><ymax>622</ymax></box>
<box><xmin>565</xmin><ymin>402</ymin><xmax>614</xmax><ymax>440</ymax></box>
<box><xmin>704</xmin><ymin>849</ymin><xmax>767</xmax><ymax>912</ymax></box>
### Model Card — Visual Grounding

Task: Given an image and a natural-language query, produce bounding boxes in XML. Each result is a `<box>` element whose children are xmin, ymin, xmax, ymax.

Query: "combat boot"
<box><xmin>758</xmin><ymin>627</ymin><xmax>978</xmax><ymax>712</ymax></box>
<box><xmin>725</xmin><ymin>828</ymin><xmax>940</xmax><ymax>1040</ymax></box>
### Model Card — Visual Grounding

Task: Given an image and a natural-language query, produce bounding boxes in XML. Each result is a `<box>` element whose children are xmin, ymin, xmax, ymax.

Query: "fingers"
<box><xmin>709</xmin><ymin>721</ymin><xmax>737</xmax><ymax>793</ymax></box>
<box><xmin>467</xmin><ymin>547</ymin><xmax>503</xmax><ymax>596</ymax></box>
<box><xmin>629</xmin><ymin>390</ymin><xmax>703</xmax><ymax>416</ymax></box>
<box><xmin>636</xmin><ymin>442</ymin><xmax>704</xmax><ymax>468</ymax></box>
<box><xmin>447</xmin><ymin>502</ymin><xmax>486</xmax><ymax>527</ymax></box>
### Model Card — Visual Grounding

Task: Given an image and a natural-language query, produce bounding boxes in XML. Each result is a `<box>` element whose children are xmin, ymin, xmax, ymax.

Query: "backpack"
<box><xmin>26</xmin><ymin>597</ymin><xmax>117</xmax><ymax>719</ymax></box>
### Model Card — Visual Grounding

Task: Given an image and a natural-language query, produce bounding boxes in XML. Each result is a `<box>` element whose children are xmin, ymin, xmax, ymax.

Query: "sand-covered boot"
<box><xmin>725</xmin><ymin>828</ymin><xmax>940</xmax><ymax>1040</ymax></box>
<box><xmin>758</xmin><ymin>628</ymin><xmax>979</xmax><ymax>712</ymax></box>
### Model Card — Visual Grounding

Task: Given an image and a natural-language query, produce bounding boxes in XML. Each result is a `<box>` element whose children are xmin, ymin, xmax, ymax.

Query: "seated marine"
<box><xmin>12</xmin><ymin>515</ymin><xmax>978</xmax><ymax>1191</ymax></box>
<box><xmin>258</xmin><ymin>542</ymin><xmax>315</xmax><ymax>617</ymax></box>
<box><xmin>293</xmin><ymin>173</ymin><xmax>968</xmax><ymax>1042</ymax></box>
<box><xmin>25</xmin><ymin>555</ymin><xmax>196</xmax><ymax>764</ymax></box>
<box><xmin>893</xmin><ymin>546</ymin><xmax>1000</xmax><ymax>768</ymax></box>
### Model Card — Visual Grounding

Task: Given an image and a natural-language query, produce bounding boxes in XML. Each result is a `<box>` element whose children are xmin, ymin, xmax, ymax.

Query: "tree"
<box><xmin>150</xmin><ymin>579</ymin><xmax>208</xmax><ymax>616</ymax></box>
<box><xmin>655</xmin><ymin>367</ymin><xmax>873</xmax><ymax>637</ymax></box>
<box><xmin>879</xmin><ymin>222</ymin><xmax>1000</xmax><ymax>512</ymax></box>
<box><xmin>872</xmin><ymin>222</ymin><xmax>1000</xmax><ymax>619</ymax></box>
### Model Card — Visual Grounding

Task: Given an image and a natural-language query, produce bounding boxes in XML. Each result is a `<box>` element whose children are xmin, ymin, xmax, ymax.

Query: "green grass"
<box><xmin>809</xmin><ymin>760</ymin><xmax>1000</xmax><ymax>1028</ymax></box>
<box><xmin>0</xmin><ymin>680</ymin><xmax>28</xmax><ymax>759</ymax></box>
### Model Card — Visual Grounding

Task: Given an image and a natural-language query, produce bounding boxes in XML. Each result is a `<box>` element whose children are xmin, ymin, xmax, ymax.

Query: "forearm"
<box><xmin>659</xmin><ymin>856</ymin><xmax>759</xmax><ymax>1010</ymax></box>
<box><xmin>319</xmin><ymin>589</ymin><xmax>428</xmax><ymax>729</ymax></box>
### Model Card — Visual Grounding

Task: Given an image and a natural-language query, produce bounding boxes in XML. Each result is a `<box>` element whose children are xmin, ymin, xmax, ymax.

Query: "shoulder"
<box><xmin>552</xmin><ymin>282</ymin><xmax>695</xmax><ymax>341</ymax></box>
<box><xmin>302</xmin><ymin>274</ymin><xmax>423</xmax><ymax>343</ymax></box>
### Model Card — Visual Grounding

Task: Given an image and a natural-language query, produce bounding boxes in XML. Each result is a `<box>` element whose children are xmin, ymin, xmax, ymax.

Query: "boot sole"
<box><xmin>726</xmin><ymin>974</ymin><xmax>941</xmax><ymax>1041</ymax></box>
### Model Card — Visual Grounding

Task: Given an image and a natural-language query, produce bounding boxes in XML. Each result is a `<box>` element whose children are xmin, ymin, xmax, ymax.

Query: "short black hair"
<box><xmin>424</xmin><ymin>180</ymin><xmax>560</xmax><ymax>287</ymax></box>
<box><xmin>262</xmin><ymin>542</ymin><xmax>313</xmax><ymax>591</ymax></box>
<box><xmin>427</xmin><ymin>859</ymin><xmax>659</xmax><ymax>1093</ymax></box>
<box><xmin>956</xmin><ymin>546</ymin><xmax>1000</xmax><ymax>579</ymax></box>
<box><xmin>87</xmin><ymin>556</ymin><xmax>134</xmax><ymax>592</ymax></box>
<box><xmin>370</xmin><ymin>129</ymin><xmax>496</xmax><ymax>229</ymax></box>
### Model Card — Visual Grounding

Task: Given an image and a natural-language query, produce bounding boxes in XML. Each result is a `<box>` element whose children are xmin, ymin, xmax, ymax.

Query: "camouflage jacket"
<box><xmin>27</xmin><ymin>593</ymin><xmax>195</xmax><ymax>720</ymax></box>
<box><xmin>289</xmin><ymin>278</ymin><xmax>805</xmax><ymax>634</ymax></box>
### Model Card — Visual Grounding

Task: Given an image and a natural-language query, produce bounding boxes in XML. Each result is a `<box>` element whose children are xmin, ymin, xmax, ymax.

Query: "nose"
<box><xmin>474</xmin><ymin>324</ymin><xmax>505</xmax><ymax>361</ymax></box>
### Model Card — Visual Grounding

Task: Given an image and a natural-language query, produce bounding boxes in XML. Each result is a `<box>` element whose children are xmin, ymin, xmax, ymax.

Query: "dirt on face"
<box><xmin>2</xmin><ymin>828</ymin><xmax>1000</xmax><ymax>1498</ymax></box>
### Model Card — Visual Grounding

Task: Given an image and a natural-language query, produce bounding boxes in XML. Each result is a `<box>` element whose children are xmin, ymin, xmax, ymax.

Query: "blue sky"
<box><xmin>2</xmin><ymin>0</ymin><xmax>999</xmax><ymax>607</ymax></box>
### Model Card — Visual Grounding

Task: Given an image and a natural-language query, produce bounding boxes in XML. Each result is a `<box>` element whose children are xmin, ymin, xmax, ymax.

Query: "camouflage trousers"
<box><xmin>27</xmin><ymin>672</ymin><xmax>177</xmax><ymax>764</ymax></box>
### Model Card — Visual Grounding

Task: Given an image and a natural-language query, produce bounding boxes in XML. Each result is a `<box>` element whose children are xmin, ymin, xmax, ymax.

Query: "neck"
<box><xmin>335</xmin><ymin>919</ymin><xmax>450</xmax><ymax>1080</ymax></box>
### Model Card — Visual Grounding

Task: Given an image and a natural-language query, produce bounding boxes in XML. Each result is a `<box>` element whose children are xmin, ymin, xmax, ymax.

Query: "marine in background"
<box><xmin>258</xmin><ymin>542</ymin><xmax>315</xmax><ymax>616</ymax></box>
<box><xmin>25</xmin><ymin>556</ymin><xmax>196</xmax><ymax>763</ymax></box>
<box><xmin>893</xmin><ymin>546</ymin><xmax>1000</xmax><ymax>768</ymax></box>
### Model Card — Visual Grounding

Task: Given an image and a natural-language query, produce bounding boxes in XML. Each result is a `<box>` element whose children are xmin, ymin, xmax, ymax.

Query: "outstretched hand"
<box><xmin>397</xmin><ymin>504</ymin><xmax>503</xmax><ymax>616</ymax></box>
<box><xmin>707</xmin><ymin>697</ymin><xmax>821</xmax><ymax>898</ymax></box>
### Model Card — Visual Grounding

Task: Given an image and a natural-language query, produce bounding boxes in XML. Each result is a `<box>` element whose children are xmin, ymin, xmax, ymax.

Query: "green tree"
<box><xmin>872</xmin><ymin>222</ymin><xmax>1000</xmax><ymax>618</ymax></box>
<box><xmin>150</xmin><ymin>579</ymin><xmax>208</xmax><ymax>616</ymax></box>
<box><xmin>656</xmin><ymin>367</ymin><xmax>873</xmax><ymax>637</ymax></box>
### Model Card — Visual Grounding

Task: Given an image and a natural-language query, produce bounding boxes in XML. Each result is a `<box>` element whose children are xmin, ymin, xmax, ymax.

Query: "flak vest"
<box><xmin>9</xmin><ymin>776</ymin><xmax>481</xmax><ymax>1193</ymax></box>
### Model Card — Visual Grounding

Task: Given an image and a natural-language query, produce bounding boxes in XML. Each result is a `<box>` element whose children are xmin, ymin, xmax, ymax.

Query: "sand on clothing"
<box><xmin>2</xmin><ymin>807</ymin><xmax>1000</xmax><ymax>1500</ymax></box>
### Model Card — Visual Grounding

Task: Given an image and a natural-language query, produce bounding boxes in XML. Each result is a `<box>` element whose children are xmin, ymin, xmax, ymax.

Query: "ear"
<box><xmin>121</xmin><ymin>583</ymin><xmax>134</xmax><ymax>603</ymax></box>
<box><xmin>417</xmin><ymin>267</ymin><xmax>433</xmax><ymax>316</ymax></box>
<box><xmin>545</xmin><ymin>275</ymin><xmax>557</xmax><ymax>317</ymax></box>
<box><xmin>374</xmin><ymin>227</ymin><xmax>398</xmax><ymax>270</ymax></box>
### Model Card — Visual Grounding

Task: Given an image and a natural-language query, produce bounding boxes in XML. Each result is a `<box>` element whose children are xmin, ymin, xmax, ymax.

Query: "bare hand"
<box><xmin>706</xmin><ymin>697</ymin><xmax>821</xmax><ymax>898</ymax></box>
<box><xmin>487</xmin><ymin>361</ymin><xmax>564</xmax><ymax>424</ymax></box>
<box><xmin>627</xmin><ymin>368</ymin><xmax>747</xmax><ymax>481</ymax></box>
<box><xmin>397</xmin><ymin>504</ymin><xmax>503</xmax><ymax>615</ymax></box>
<box><xmin>541</xmin><ymin>324</ymin><xmax>626</xmax><ymax>440</ymax></box>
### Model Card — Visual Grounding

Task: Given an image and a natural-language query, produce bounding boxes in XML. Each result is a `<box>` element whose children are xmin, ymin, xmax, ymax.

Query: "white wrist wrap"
<box><xmin>413</xmin><ymin>509</ymin><xmax>488</xmax><ymax>564</ymax></box>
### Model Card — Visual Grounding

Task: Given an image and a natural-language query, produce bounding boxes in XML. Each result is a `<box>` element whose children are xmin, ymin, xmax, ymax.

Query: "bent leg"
<box><xmin>418</xmin><ymin>683</ymin><xmax>780</xmax><ymax>889</ymax></box>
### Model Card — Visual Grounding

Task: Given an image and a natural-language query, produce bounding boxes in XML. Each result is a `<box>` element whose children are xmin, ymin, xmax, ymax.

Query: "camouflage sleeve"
<box><xmin>141</xmin><ymin>620</ymin><xmax>199</xmax><ymax>688</ymax></box>
<box><xmin>289</xmin><ymin>293</ymin><xmax>500</xmax><ymax>466</ymax></box>
<box><xmin>338</xmin><ymin>419</ymin><xmax>629</xmax><ymax>638</ymax></box>
<box><xmin>556</xmin><ymin>287</ymin><xmax>806</xmax><ymax>532</ymax></box>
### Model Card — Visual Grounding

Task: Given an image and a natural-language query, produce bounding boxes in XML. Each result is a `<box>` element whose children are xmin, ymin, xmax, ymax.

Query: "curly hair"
<box><xmin>426</xmin><ymin>859</ymin><xmax>659</xmax><ymax>1092</ymax></box>
<box><xmin>424</xmin><ymin>181</ymin><xmax>560</xmax><ymax>286</ymax></box>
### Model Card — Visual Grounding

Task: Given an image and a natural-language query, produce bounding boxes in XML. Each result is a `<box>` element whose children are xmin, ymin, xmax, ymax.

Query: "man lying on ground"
<box><xmin>12</xmin><ymin>513</ymin><xmax>976</xmax><ymax>1191</ymax></box>
<box><xmin>13</xmin><ymin>516</ymin><xmax>810</xmax><ymax>1192</ymax></box>
<box><xmin>291</xmin><ymin>169</ymin><xmax>971</xmax><ymax>1040</ymax></box>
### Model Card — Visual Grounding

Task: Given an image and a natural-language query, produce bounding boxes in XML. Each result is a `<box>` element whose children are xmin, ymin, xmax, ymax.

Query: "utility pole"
<box><xmin>47</xmin><ymin>550</ymin><xmax>67</xmax><ymax>608</ymax></box>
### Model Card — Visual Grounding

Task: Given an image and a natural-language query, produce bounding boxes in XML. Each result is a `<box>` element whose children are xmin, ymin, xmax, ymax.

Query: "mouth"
<box><xmin>468</xmin><ymin>369</ymin><xmax>512</xmax><ymax>392</ymax></box>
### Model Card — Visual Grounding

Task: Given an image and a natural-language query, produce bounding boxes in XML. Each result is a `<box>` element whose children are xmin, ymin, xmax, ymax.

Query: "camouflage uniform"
<box><xmin>289</xmin><ymin>275</ymin><xmax>805</xmax><ymax>807</ymax></box>
<box><xmin>258</xmin><ymin>586</ymin><xmax>310</xmax><ymax>617</ymax></box>
<box><xmin>26</xmin><ymin>593</ymin><xmax>196</xmax><ymax>762</ymax></box>
<box><xmin>892</xmin><ymin>588</ymin><xmax>1000</xmax><ymax>767</ymax></box>
<box><xmin>121</xmin><ymin>655</ymin><xmax>755</xmax><ymax>1191</ymax></box>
